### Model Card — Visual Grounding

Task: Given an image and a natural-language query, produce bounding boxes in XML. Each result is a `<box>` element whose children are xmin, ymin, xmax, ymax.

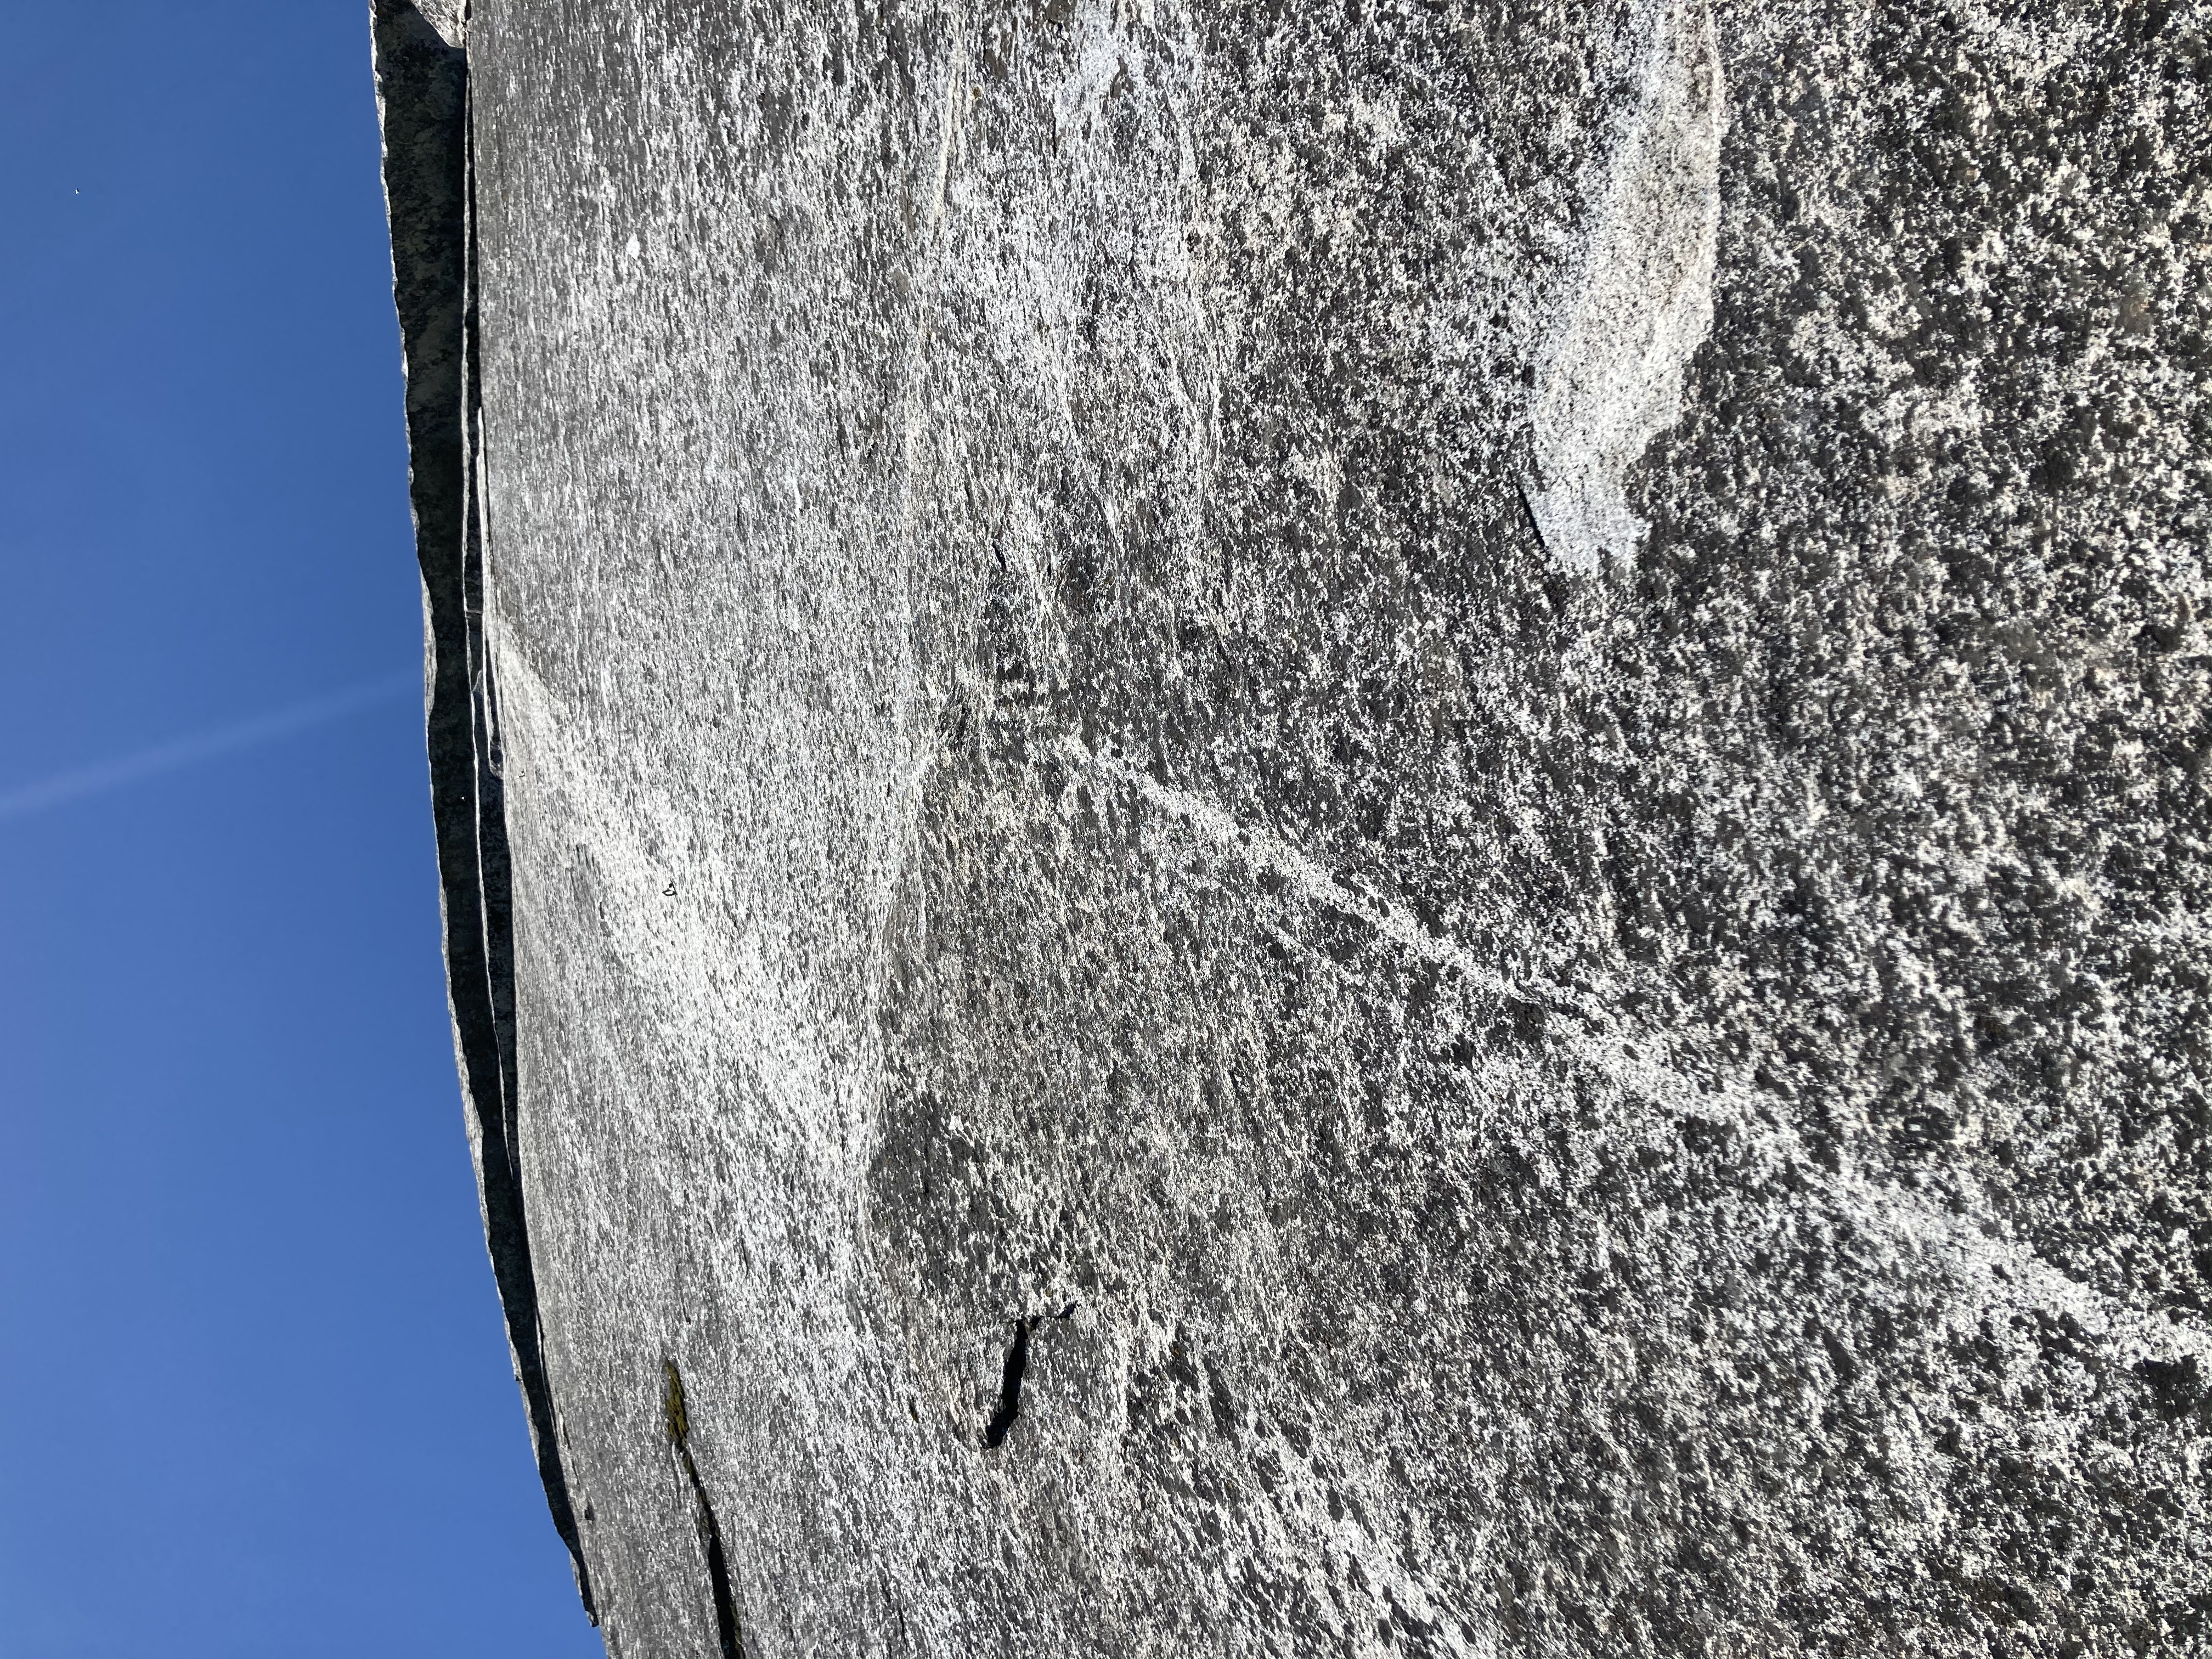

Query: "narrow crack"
<box><xmin>664</xmin><ymin>1362</ymin><xmax>746</xmax><ymax>1659</ymax></box>
<box><xmin>983</xmin><ymin>1304</ymin><xmax>1077</xmax><ymax>1450</ymax></box>
<box><xmin>1515</xmin><ymin>476</ymin><xmax>1550</xmax><ymax>560</ymax></box>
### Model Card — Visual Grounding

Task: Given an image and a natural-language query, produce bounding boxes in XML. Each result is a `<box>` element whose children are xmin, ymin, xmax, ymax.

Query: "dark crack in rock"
<box><xmin>375</xmin><ymin>2</ymin><xmax>2212</xmax><ymax>1655</ymax></box>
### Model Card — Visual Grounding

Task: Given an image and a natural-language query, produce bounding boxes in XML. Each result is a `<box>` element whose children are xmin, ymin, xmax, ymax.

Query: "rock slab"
<box><xmin>376</xmin><ymin>3</ymin><xmax>2212</xmax><ymax>1654</ymax></box>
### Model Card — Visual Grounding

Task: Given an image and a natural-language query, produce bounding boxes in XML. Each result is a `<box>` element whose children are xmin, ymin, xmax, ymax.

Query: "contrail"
<box><xmin>0</xmin><ymin>668</ymin><xmax>419</xmax><ymax>825</ymax></box>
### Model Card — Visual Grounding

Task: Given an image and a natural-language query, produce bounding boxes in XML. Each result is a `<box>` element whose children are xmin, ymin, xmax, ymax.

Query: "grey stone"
<box><xmin>376</xmin><ymin>3</ymin><xmax>2212</xmax><ymax>1655</ymax></box>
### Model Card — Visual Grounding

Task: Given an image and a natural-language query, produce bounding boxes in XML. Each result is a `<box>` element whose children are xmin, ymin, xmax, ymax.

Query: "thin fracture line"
<box><xmin>1064</xmin><ymin>731</ymin><xmax>2212</xmax><ymax>1370</ymax></box>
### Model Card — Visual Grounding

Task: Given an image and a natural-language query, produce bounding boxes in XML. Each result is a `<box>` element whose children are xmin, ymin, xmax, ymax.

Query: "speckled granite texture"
<box><xmin>376</xmin><ymin>3</ymin><xmax>2212</xmax><ymax>1654</ymax></box>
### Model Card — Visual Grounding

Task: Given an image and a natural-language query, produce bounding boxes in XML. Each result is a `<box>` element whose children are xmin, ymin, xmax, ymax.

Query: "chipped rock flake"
<box><xmin>1527</xmin><ymin>0</ymin><xmax>1724</xmax><ymax>574</ymax></box>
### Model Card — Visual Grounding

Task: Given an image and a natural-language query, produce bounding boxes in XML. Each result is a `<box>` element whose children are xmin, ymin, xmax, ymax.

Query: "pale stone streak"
<box><xmin>1067</xmin><ymin>733</ymin><xmax>2212</xmax><ymax>1372</ymax></box>
<box><xmin>877</xmin><ymin>23</ymin><xmax>973</xmax><ymax>998</ymax></box>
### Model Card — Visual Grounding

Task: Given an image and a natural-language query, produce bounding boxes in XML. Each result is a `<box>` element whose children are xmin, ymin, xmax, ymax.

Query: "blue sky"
<box><xmin>0</xmin><ymin>6</ymin><xmax>601</xmax><ymax>1655</ymax></box>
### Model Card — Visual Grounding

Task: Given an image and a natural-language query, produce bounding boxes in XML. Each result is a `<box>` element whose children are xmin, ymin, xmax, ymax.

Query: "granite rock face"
<box><xmin>375</xmin><ymin>3</ymin><xmax>2212</xmax><ymax>1654</ymax></box>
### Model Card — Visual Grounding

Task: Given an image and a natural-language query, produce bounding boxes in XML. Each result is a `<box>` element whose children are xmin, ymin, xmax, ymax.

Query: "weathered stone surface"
<box><xmin>379</xmin><ymin>3</ymin><xmax>2212</xmax><ymax>1654</ymax></box>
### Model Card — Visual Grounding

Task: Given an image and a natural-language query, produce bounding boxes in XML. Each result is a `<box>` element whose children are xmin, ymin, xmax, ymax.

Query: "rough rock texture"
<box><xmin>377</xmin><ymin>3</ymin><xmax>2212</xmax><ymax>1655</ymax></box>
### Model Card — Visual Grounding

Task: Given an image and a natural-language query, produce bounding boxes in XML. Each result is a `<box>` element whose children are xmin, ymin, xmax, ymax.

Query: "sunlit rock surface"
<box><xmin>376</xmin><ymin>3</ymin><xmax>2212</xmax><ymax>1654</ymax></box>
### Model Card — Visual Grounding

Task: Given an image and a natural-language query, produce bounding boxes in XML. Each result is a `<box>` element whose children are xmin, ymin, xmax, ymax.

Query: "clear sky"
<box><xmin>0</xmin><ymin>5</ymin><xmax>602</xmax><ymax>1655</ymax></box>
